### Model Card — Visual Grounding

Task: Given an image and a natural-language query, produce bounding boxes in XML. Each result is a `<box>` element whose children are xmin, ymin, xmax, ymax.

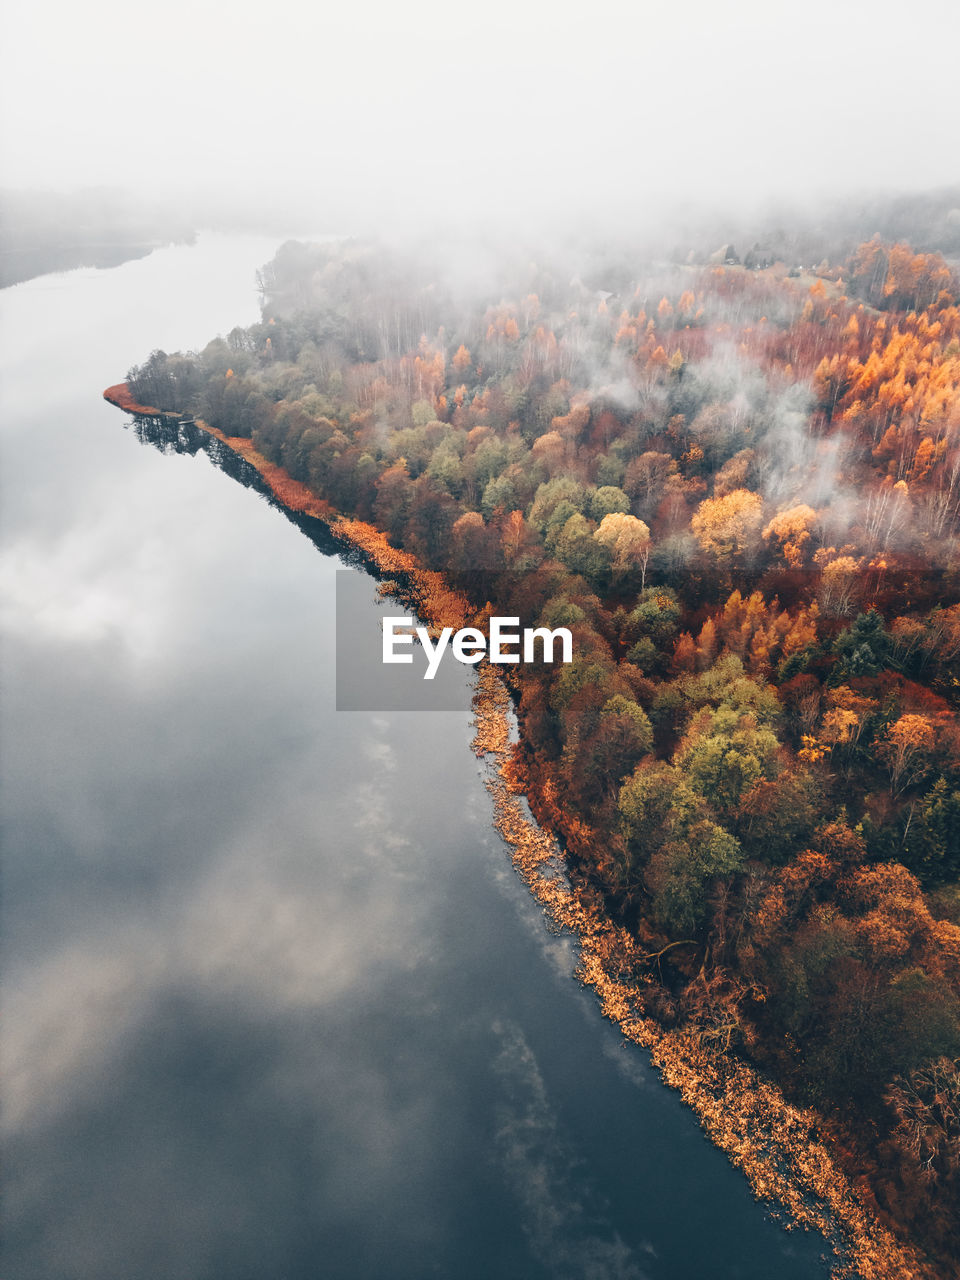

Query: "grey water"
<box><xmin>0</xmin><ymin>235</ymin><xmax>833</xmax><ymax>1280</ymax></box>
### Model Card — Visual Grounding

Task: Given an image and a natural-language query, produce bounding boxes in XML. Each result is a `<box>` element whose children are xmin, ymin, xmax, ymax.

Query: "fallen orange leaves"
<box><xmin>471</xmin><ymin>657</ymin><xmax>931</xmax><ymax>1280</ymax></box>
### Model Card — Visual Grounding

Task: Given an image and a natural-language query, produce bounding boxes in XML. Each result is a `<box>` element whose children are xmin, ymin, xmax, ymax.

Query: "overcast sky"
<box><xmin>2</xmin><ymin>0</ymin><xmax>958</xmax><ymax>233</ymax></box>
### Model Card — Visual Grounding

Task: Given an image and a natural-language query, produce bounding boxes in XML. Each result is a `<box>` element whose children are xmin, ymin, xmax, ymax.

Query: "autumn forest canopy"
<box><xmin>127</xmin><ymin>217</ymin><xmax>960</xmax><ymax>1273</ymax></box>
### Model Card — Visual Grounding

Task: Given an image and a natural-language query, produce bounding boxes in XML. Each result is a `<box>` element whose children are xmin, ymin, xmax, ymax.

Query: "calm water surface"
<box><xmin>0</xmin><ymin>237</ymin><xmax>833</xmax><ymax>1279</ymax></box>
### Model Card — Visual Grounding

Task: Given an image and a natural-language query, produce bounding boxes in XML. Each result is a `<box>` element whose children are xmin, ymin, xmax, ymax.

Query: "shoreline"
<box><xmin>103</xmin><ymin>382</ymin><xmax>931</xmax><ymax>1280</ymax></box>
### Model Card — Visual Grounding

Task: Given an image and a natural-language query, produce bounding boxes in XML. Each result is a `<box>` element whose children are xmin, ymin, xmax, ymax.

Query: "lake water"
<box><xmin>0</xmin><ymin>236</ymin><xmax>833</xmax><ymax>1279</ymax></box>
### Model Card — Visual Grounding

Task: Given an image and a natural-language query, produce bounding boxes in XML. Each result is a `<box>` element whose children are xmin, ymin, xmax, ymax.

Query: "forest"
<box><xmin>125</xmin><ymin>224</ymin><xmax>960</xmax><ymax>1274</ymax></box>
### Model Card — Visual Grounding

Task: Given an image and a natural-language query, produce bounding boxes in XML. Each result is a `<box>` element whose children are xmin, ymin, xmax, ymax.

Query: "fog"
<box><xmin>2</xmin><ymin>0</ymin><xmax>958</xmax><ymax>237</ymax></box>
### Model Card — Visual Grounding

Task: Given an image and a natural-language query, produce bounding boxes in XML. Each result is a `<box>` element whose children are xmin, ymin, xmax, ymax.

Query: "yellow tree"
<box><xmin>691</xmin><ymin>489</ymin><xmax>764</xmax><ymax>560</ymax></box>
<box><xmin>881</xmin><ymin>714</ymin><xmax>936</xmax><ymax>795</ymax></box>
<box><xmin>762</xmin><ymin>504</ymin><xmax>819</xmax><ymax>568</ymax></box>
<box><xmin>594</xmin><ymin>512</ymin><xmax>652</xmax><ymax>586</ymax></box>
<box><xmin>818</xmin><ymin>555</ymin><xmax>863</xmax><ymax>616</ymax></box>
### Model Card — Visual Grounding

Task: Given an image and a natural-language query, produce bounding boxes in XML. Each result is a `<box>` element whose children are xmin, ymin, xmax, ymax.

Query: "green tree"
<box><xmin>647</xmin><ymin>819</ymin><xmax>744</xmax><ymax>935</ymax></box>
<box><xmin>675</xmin><ymin>705</ymin><xmax>781</xmax><ymax>817</ymax></box>
<box><xmin>590</xmin><ymin>485</ymin><xmax>631</xmax><ymax>521</ymax></box>
<box><xmin>529</xmin><ymin>477</ymin><xmax>588</xmax><ymax>534</ymax></box>
<box><xmin>830</xmin><ymin>609</ymin><xmax>893</xmax><ymax>681</ymax></box>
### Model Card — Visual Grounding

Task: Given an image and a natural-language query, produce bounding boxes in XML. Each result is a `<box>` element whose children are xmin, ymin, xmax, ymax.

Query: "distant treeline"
<box><xmin>0</xmin><ymin>188</ymin><xmax>194</xmax><ymax>287</ymax></box>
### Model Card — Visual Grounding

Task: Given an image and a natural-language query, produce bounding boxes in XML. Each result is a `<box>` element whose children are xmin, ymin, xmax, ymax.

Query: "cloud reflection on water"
<box><xmin>2</xmin><ymin>242</ymin><xmax>834</xmax><ymax>1280</ymax></box>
